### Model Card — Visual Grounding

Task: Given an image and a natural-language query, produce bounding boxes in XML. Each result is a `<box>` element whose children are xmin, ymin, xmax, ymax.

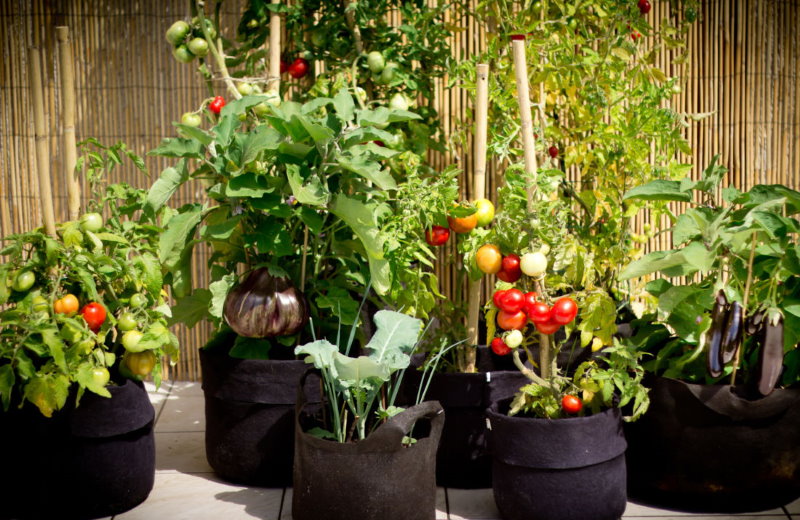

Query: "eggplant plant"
<box><xmin>295</xmin><ymin>310</ymin><xmax>422</xmax><ymax>442</ymax></box>
<box><xmin>620</xmin><ymin>156</ymin><xmax>800</xmax><ymax>393</ymax></box>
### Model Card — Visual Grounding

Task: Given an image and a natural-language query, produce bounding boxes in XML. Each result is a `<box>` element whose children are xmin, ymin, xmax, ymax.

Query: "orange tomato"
<box><xmin>54</xmin><ymin>294</ymin><xmax>79</xmax><ymax>315</ymax></box>
<box><xmin>476</xmin><ymin>244</ymin><xmax>502</xmax><ymax>274</ymax></box>
<box><xmin>448</xmin><ymin>214</ymin><xmax>478</xmax><ymax>234</ymax></box>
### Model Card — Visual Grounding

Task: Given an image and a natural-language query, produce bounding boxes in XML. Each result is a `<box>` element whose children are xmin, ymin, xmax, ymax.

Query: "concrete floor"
<box><xmin>105</xmin><ymin>381</ymin><xmax>800</xmax><ymax>520</ymax></box>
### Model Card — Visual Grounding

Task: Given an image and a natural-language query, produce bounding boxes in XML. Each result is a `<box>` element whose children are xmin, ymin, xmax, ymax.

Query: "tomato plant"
<box><xmin>208</xmin><ymin>96</ymin><xmax>225</xmax><ymax>115</ymax></box>
<box><xmin>0</xmin><ymin>141</ymin><xmax>178</xmax><ymax>417</ymax></box>
<box><xmin>497</xmin><ymin>288</ymin><xmax>525</xmax><ymax>314</ymax></box>
<box><xmin>476</xmin><ymin>244</ymin><xmax>502</xmax><ymax>274</ymax></box>
<box><xmin>497</xmin><ymin>310</ymin><xmax>527</xmax><ymax>331</ymax></box>
<box><xmin>551</xmin><ymin>297</ymin><xmax>578</xmax><ymax>325</ymax></box>
<box><xmin>561</xmin><ymin>395</ymin><xmax>583</xmax><ymax>414</ymax></box>
<box><xmin>12</xmin><ymin>271</ymin><xmax>35</xmax><ymax>292</ymax></box>
<box><xmin>124</xmin><ymin>350</ymin><xmax>158</xmax><ymax>377</ymax></box>
<box><xmin>490</xmin><ymin>337</ymin><xmax>511</xmax><ymax>356</ymax></box>
<box><xmin>474</xmin><ymin>199</ymin><xmax>495</xmax><ymax>227</ymax></box>
<box><xmin>527</xmin><ymin>302</ymin><xmax>551</xmax><ymax>324</ymax></box>
<box><xmin>448</xmin><ymin>213</ymin><xmax>478</xmax><ymax>234</ymax></box>
<box><xmin>425</xmin><ymin>226</ymin><xmax>450</xmax><ymax>247</ymax></box>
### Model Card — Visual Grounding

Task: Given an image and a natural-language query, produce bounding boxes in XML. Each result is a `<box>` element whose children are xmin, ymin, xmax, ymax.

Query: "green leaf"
<box><xmin>333</xmin><ymin>89</ymin><xmax>355</xmax><ymax>122</ymax></box>
<box><xmin>316</xmin><ymin>287</ymin><xmax>360</xmax><ymax>326</ymax></box>
<box><xmin>76</xmin><ymin>364</ymin><xmax>111</xmax><ymax>398</ymax></box>
<box><xmin>364</xmin><ymin>310</ymin><xmax>422</xmax><ymax>371</ymax></box>
<box><xmin>159</xmin><ymin>205</ymin><xmax>205</xmax><ymax>269</ymax></box>
<box><xmin>296</xmin><ymin>115</ymin><xmax>335</xmax><ymax>145</ymax></box>
<box><xmin>337</xmin><ymin>154</ymin><xmax>397</xmax><ymax>190</ymax></box>
<box><xmin>133</xmin><ymin>253</ymin><xmax>163</xmax><ymax>296</ymax></box>
<box><xmin>241</xmin><ymin>126</ymin><xmax>282</xmax><ymax>165</ymax></box>
<box><xmin>24</xmin><ymin>374</ymin><xmax>70</xmax><ymax>418</ymax></box>
<box><xmin>299</xmin><ymin>207</ymin><xmax>324</xmax><ymax>235</ymax></box>
<box><xmin>40</xmin><ymin>327</ymin><xmax>66</xmax><ymax>371</ymax></box>
<box><xmin>174</xmin><ymin>124</ymin><xmax>214</xmax><ymax>146</ymax></box>
<box><xmin>169</xmin><ymin>289</ymin><xmax>212</xmax><ymax>328</ymax></box>
<box><xmin>254</xmin><ymin>224</ymin><xmax>293</xmax><ymax>258</ymax></box>
<box><xmin>682</xmin><ymin>241</ymin><xmax>715</xmax><ymax>274</ymax></box>
<box><xmin>137</xmin><ymin>321</ymin><xmax>172</xmax><ymax>351</ymax></box>
<box><xmin>286</xmin><ymin>164</ymin><xmax>328</xmax><ymax>206</ymax></box>
<box><xmin>334</xmin><ymin>353</ymin><xmax>389</xmax><ymax>382</ymax></box>
<box><xmin>203</xmin><ymin>215</ymin><xmax>243</xmax><ymax>240</ymax></box>
<box><xmin>623</xmin><ymin>180</ymin><xmax>692</xmax><ymax>202</ymax></box>
<box><xmin>0</xmin><ymin>364</ymin><xmax>14</xmax><ymax>411</ymax></box>
<box><xmin>214</xmin><ymin>114</ymin><xmax>240</xmax><ymax>148</ymax></box>
<box><xmin>209</xmin><ymin>273</ymin><xmax>237</xmax><ymax>319</ymax></box>
<box><xmin>229</xmin><ymin>335</ymin><xmax>274</xmax><ymax>359</ymax></box>
<box><xmin>619</xmin><ymin>249</ymin><xmax>687</xmax><ymax>280</ymax></box>
<box><xmin>148</xmin><ymin>138</ymin><xmax>204</xmax><ymax>158</ymax></box>
<box><xmin>295</xmin><ymin>339</ymin><xmax>339</xmax><ymax>374</ymax></box>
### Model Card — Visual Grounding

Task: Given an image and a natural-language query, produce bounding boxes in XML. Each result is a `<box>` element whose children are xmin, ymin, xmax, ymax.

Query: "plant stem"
<box><xmin>195</xmin><ymin>3</ymin><xmax>241</xmax><ymax>99</ymax></box>
<box><xmin>730</xmin><ymin>231</ymin><xmax>758</xmax><ymax>387</ymax></box>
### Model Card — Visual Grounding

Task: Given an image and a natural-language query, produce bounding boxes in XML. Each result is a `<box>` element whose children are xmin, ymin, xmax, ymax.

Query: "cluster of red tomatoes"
<box><xmin>53</xmin><ymin>294</ymin><xmax>107</xmax><ymax>333</ymax></box>
<box><xmin>493</xmin><ymin>289</ymin><xmax>578</xmax><ymax>335</ymax></box>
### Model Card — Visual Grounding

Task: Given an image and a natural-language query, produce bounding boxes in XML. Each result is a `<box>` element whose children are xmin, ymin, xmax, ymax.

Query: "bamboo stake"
<box><xmin>511</xmin><ymin>38</ymin><xmax>538</xmax><ymax>202</ymax></box>
<box><xmin>29</xmin><ymin>47</ymin><xmax>57</xmax><ymax>238</ymax></box>
<box><xmin>268</xmin><ymin>0</ymin><xmax>281</xmax><ymax>94</ymax></box>
<box><xmin>465</xmin><ymin>64</ymin><xmax>489</xmax><ymax>371</ymax></box>
<box><xmin>56</xmin><ymin>26</ymin><xmax>80</xmax><ymax>220</ymax></box>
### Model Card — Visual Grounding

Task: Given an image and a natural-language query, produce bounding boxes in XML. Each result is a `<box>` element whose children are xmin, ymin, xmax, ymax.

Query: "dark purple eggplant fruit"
<box><xmin>756</xmin><ymin>315</ymin><xmax>784</xmax><ymax>396</ymax></box>
<box><xmin>223</xmin><ymin>267</ymin><xmax>309</xmax><ymax>338</ymax></box>
<box><xmin>707</xmin><ymin>290</ymin><xmax>728</xmax><ymax>378</ymax></box>
<box><xmin>719</xmin><ymin>301</ymin><xmax>743</xmax><ymax>365</ymax></box>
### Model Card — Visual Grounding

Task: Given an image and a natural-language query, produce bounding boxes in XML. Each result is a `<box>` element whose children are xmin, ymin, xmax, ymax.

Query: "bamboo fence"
<box><xmin>1</xmin><ymin>0</ymin><xmax>798</xmax><ymax>381</ymax></box>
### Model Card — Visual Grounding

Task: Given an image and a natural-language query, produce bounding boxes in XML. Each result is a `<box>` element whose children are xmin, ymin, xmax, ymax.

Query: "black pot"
<box><xmin>401</xmin><ymin>346</ymin><xmax>529</xmax><ymax>488</ymax></box>
<box><xmin>200</xmin><ymin>344</ymin><xmax>321</xmax><ymax>486</ymax></box>
<box><xmin>487</xmin><ymin>398</ymin><xmax>628</xmax><ymax>520</ymax></box>
<box><xmin>625</xmin><ymin>376</ymin><xmax>800</xmax><ymax>513</ymax></box>
<box><xmin>292</xmin><ymin>384</ymin><xmax>445</xmax><ymax>520</ymax></box>
<box><xmin>0</xmin><ymin>379</ymin><xmax>155</xmax><ymax>520</ymax></box>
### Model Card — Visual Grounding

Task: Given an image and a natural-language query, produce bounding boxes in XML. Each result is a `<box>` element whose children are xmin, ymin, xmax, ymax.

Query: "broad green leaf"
<box><xmin>209</xmin><ymin>273</ymin><xmax>237</xmax><ymax>319</ymax></box>
<box><xmin>241</xmin><ymin>126</ymin><xmax>282</xmax><ymax>165</ymax></box>
<box><xmin>333</xmin><ymin>89</ymin><xmax>355</xmax><ymax>122</ymax></box>
<box><xmin>220</xmin><ymin>95</ymin><xmax>267</xmax><ymax>118</ymax></box>
<box><xmin>337</xmin><ymin>154</ymin><xmax>397</xmax><ymax>190</ymax></box>
<box><xmin>316</xmin><ymin>287</ymin><xmax>360</xmax><ymax>325</ymax></box>
<box><xmin>133</xmin><ymin>253</ymin><xmax>163</xmax><ymax>296</ymax></box>
<box><xmin>334</xmin><ymin>353</ymin><xmax>390</xmax><ymax>382</ymax></box>
<box><xmin>300</xmin><ymin>97</ymin><xmax>333</xmax><ymax>114</ymax></box>
<box><xmin>619</xmin><ymin>249</ymin><xmax>687</xmax><ymax>280</ymax></box>
<box><xmin>299</xmin><ymin>207</ymin><xmax>324</xmax><ymax>234</ymax></box>
<box><xmin>40</xmin><ymin>327</ymin><xmax>66</xmax><ymax>372</ymax></box>
<box><xmin>93</xmin><ymin>232</ymin><xmax>129</xmax><ymax>244</ymax></box>
<box><xmin>138</xmin><ymin>321</ymin><xmax>172</xmax><ymax>351</ymax></box>
<box><xmin>203</xmin><ymin>215</ymin><xmax>243</xmax><ymax>241</ymax></box>
<box><xmin>229</xmin><ymin>335</ymin><xmax>274</xmax><ymax>360</ymax></box>
<box><xmin>286</xmin><ymin>164</ymin><xmax>328</xmax><ymax>206</ymax></box>
<box><xmin>214</xmin><ymin>114</ymin><xmax>240</xmax><ymax>148</ymax></box>
<box><xmin>169</xmin><ymin>289</ymin><xmax>212</xmax><ymax>328</ymax></box>
<box><xmin>75</xmin><ymin>363</ymin><xmax>111</xmax><ymax>398</ymax></box>
<box><xmin>295</xmin><ymin>339</ymin><xmax>339</xmax><ymax>374</ymax></box>
<box><xmin>623</xmin><ymin>180</ymin><xmax>691</xmax><ymax>202</ymax></box>
<box><xmin>682</xmin><ymin>241</ymin><xmax>715</xmax><ymax>274</ymax></box>
<box><xmin>330</xmin><ymin>195</ymin><xmax>385</xmax><ymax>259</ymax></box>
<box><xmin>159</xmin><ymin>205</ymin><xmax>205</xmax><ymax>269</ymax></box>
<box><xmin>147</xmin><ymin>138</ymin><xmax>203</xmax><ymax>158</ymax></box>
<box><xmin>254</xmin><ymin>224</ymin><xmax>293</xmax><ymax>258</ymax></box>
<box><xmin>174</xmin><ymin>124</ymin><xmax>214</xmax><ymax>146</ymax></box>
<box><xmin>296</xmin><ymin>115</ymin><xmax>335</xmax><ymax>144</ymax></box>
<box><xmin>364</xmin><ymin>310</ymin><xmax>422</xmax><ymax>370</ymax></box>
<box><xmin>24</xmin><ymin>374</ymin><xmax>70</xmax><ymax>418</ymax></box>
<box><xmin>342</xmin><ymin>127</ymin><xmax>396</xmax><ymax>148</ymax></box>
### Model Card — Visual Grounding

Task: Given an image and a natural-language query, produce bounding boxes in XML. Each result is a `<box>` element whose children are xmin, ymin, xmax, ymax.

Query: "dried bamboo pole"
<box><xmin>268</xmin><ymin>0</ymin><xmax>281</xmax><ymax>94</ymax></box>
<box><xmin>465</xmin><ymin>63</ymin><xmax>489</xmax><ymax>371</ymax></box>
<box><xmin>56</xmin><ymin>26</ymin><xmax>80</xmax><ymax>219</ymax></box>
<box><xmin>29</xmin><ymin>47</ymin><xmax>57</xmax><ymax>238</ymax></box>
<box><xmin>511</xmin><ymin>37</ymin><xmax>538</xmax><ymax>200</ymax></box>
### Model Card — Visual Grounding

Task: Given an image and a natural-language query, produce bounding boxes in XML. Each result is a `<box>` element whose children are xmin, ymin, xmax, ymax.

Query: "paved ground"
<box><xmin>106</xmin><ymin>381</ymin><xmax>800</xmax><ymax>520</ymax></box>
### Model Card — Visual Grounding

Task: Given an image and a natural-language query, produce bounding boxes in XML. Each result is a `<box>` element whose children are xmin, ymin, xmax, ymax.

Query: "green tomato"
<box><xmin>172</xmin><ymin>45</ymin><xmax>195</xmax><ymax>64</ymax></box>
<box><xmin>166</xmin><ymin>20</ymin><xmax>190</xmax><ymax>46</ymax></box>
<box><xmin>181</xmin><ymin>112</ymin><xmax>202</xmax><ymax>127</ymax></box>
<box><xmin>80</xmin><ymin>212</ymin><xmax>103</xmax><ymax>232</ymax></box>
<box><xmin>474</xmin><ymin>199</ymin><xmax>495</xmax><ymax>227</ymax></box>
<box><xmin>187</xmin><ymin>37</ymin><xmax>209</xmax><ymax>58</ymax></box>
<box><xmin>252</xmin><ymin>102</ymin><xmax>270</xmax><ymax>117</ymax></box>
<box><xmin>366</xmin><ymin>51</ymin><xmax>385</xmax><ymax>74</ymax></box>
<box><xmin>520</xmin><ymin>252</ymin><xmax>548</xmax><ymax>277</ymax></box>
<box><xmin>310</xmin><ymin>30</ymin><xmax>327</xmax><ymax>47</ymax></box>
<box><xmin>129</xmin><ymin>293</ymin><xmax>147</xmax><ymax>308</ymax></box>
<box><xmin>237</xmin><ymin>82</ymin><xmax>254</xmax><ymax>96</ymax></box>
<box><xmin>380</xmin><ymin>62</ymin><xmax>398</xmax><ymax>84</ymax></box>
<box><xmin>122</xmin><ymin>330</ymin><xmax>145</xmax><ymax>352</ymax></box>
<box><xmin>388</xmin><ymin>93</ymin><xmax>409</xmax><ymax>111</ymax></box>
<box><xmin>91</xmin><ymin>367</ymin><xmax>110</xmax><ymax>387</ymax></box>
<box><xmin>12</xmin><ymin>271</ymin><xmax>35</xmax><ymax>292</ymax></box>
<box><xmin>32</xmin><ymin>294</ymin><xmax>49</xmax><ymax>313</ymax></box>
<box><xmin>117</xmin><ymin>312</ymin><xmax>138</xmax><ymax>332</ymax></box>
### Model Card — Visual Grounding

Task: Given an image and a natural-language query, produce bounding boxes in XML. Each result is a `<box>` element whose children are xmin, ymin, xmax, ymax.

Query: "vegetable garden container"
<box><xmin>625</xmin><ymin>376</ymin><xmax>800</xmax><ymax>513</ymax></box>
<box><xmin>0</xmin><ymin>379</ymin><xmax>155</xmax><ymax>520</ymax></box>
<box><xmin>402</xmin><ymin>346</ymin><xmax>529</xmax><ymax>488</ymax></box>
<box><xmin>487</xmin><ymin>398</ymin><xmax>628</xmax><ymax>520</ymax></box>
<box><xmin>292</xmin><ymin>388</ymin><xmax>445</xmax><ymax>520</ymax></box>
<box><xmin>200</xmin><ymin>342</ymin><xmax>321</xmax><ymax>486</ymax></box>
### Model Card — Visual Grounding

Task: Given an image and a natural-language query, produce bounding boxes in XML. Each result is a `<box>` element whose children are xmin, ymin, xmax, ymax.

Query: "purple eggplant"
<box><xmin>756</xmin><ymin>315</ymin><xmax>784</xmax><ymax>396</ymax></box>
<box><xmin>707</xmin><ymin>290</ymin><xmax>728</xmax><ymax>378</ymax></box>
<box><xmin>719</xmin><ymin>301</ymin><xmax>743</xmax><ymax>365</ymax></box>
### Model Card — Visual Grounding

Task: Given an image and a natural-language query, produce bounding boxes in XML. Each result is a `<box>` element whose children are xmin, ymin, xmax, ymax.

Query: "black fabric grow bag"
<box><xmin>625</xmin><ymin>376</ymin><xmax>800</xmax><ymax>513</ymax></box>
<box><xmin>292</xmin><ymin>378</ymin><xmax>445</xmax><ymax>520</ymax></box>
<box><xmin>200</xmin><ymin>345</ymin><xmax>321</xmax><ymax>486</ymax></box>
<box><xmin>0</xmin><ymin>379</ymin><xmax>155</xmax><ymax>520</ymax></box>
<box><xmin>487</xmin><ymin>398</ymin><xmax>628</xmax><ymax>520</ymax></box>
<box><xmin>401</xmin><ymin>346</ymin><xmax>529</xmax><ymax>488</ymax></box>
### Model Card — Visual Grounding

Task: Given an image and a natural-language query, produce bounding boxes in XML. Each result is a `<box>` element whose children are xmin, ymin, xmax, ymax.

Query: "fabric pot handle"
<box><xmin>296</xmin><ymin>369</ymin><xmax>444</xmax><ymax>452</ymax></box>
<box><xmin>676</xmin><ymin>378</ymin><xmax>800</xmax><ymax>420</ymax></box>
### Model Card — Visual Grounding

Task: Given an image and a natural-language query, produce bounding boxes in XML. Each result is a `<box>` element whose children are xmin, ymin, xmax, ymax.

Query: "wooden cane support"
<box><xmin>29</xmin><ymin>47</ymin><xmax>58</xmax><ymax>238</ymax></box>
<box><xmin>56</xmin><ymin>27</ymin><xmax>80</xmax><ymax>220</ymax></box>
<box><xmin>268</xmin><ymin>0</ymin><xmax>281</xmax><ymax>95</ymax></box>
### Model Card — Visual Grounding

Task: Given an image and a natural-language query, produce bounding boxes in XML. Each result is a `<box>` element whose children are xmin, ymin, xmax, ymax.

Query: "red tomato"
<box><xmin>522</xmin><ymin>292</ymin><xmax>539</xmax><ymax>313</ymax></box>
<box><xmin>497</xmin><ymin>310</ymin><xmax>527</xmax><ymax>330</ymax></box>
<box><xmin>280</xmin><ymin>60</ymin><xmax>289</xmax><ymax>74</ymax></box>
<box><xmin>498</xmin><ymin>288</ymin><xmax>525</xmax><ymax>313</ymax></box>
<box><xmin>81</xmin><ymin>302</ymin><xmax>107</xmax><ymax>332</ymax></box>
<box><xmin>288</xmin><ymin>58</ymin><xmax>310</xmax><ymax>79</ymax></box>
<box><xmin>552</xmin><ymin>297</ymin><xmax>578</xmax><ymax>325</ymax></box>
<box><xmin>562</xmin><ymin>394</ymin><xmax>583</xmax><ymax>414</ymax></box>
<box><xmin>527</xmin><ymin>302</ymin><xmax>551</xmax><ymax>324</ymax></box>
<box><xmin>54</xmin><ymin>294</ymin><xmax>80</xmax><ymax>315</ymax></box>
<box><xmin>535</xmin><ymin>318</ymin><xmax>560</xmax><ymax>335</ymax></box>
<box><xmin>492</xmin><ymin>289</ymin><xmax>507</xmax><ymax>309</ymax></box>
<box><xmin>497</xmin><ymin>254</ymin><xmax>521</xmax><ymax>283</ymax></box>
<box><xmin>631</xmin><ymin>31</ymin><xmax>642</xmax><ymax>41</ymax></box>
<box><xmin>425</xmin><ymin>225</ymin><xmax>450</xmax><ymax>246</ymax></box>
<box><xmin>548</xmin><ymin>146</ymin><xmax>559</xmax><ymax>158</ymax></box>
<box><xmin>490</xmin><ymin>337</ymin><xmax>512</xmax><ymax>356</ymax></box>
<box><xmin>637</xmin><ymin>0</ymin><xmax>651</xmax><ymax>15</ymax></box>
<box><xmin>209</xmin><ymin>96</ymin><xmax>226</xmax><ymax>114</ymax></box>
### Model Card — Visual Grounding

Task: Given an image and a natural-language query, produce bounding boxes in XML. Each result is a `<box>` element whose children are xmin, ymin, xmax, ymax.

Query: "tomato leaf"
<box><xmin>169</xmin><ymin>290</ymin><xmax>212</xmax><ymax>329</ymax></box>
<box><xmin>146</xmin><ymin>160</ymin><xmax>189</xmax><ymax>215</ymax></box>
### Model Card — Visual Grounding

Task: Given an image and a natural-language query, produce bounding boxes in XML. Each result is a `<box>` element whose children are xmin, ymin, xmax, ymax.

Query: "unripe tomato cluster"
<box><xmin>165</xmin><ymin>18</ymin><xmax>216</xmax><ymax>64</ymax></box>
